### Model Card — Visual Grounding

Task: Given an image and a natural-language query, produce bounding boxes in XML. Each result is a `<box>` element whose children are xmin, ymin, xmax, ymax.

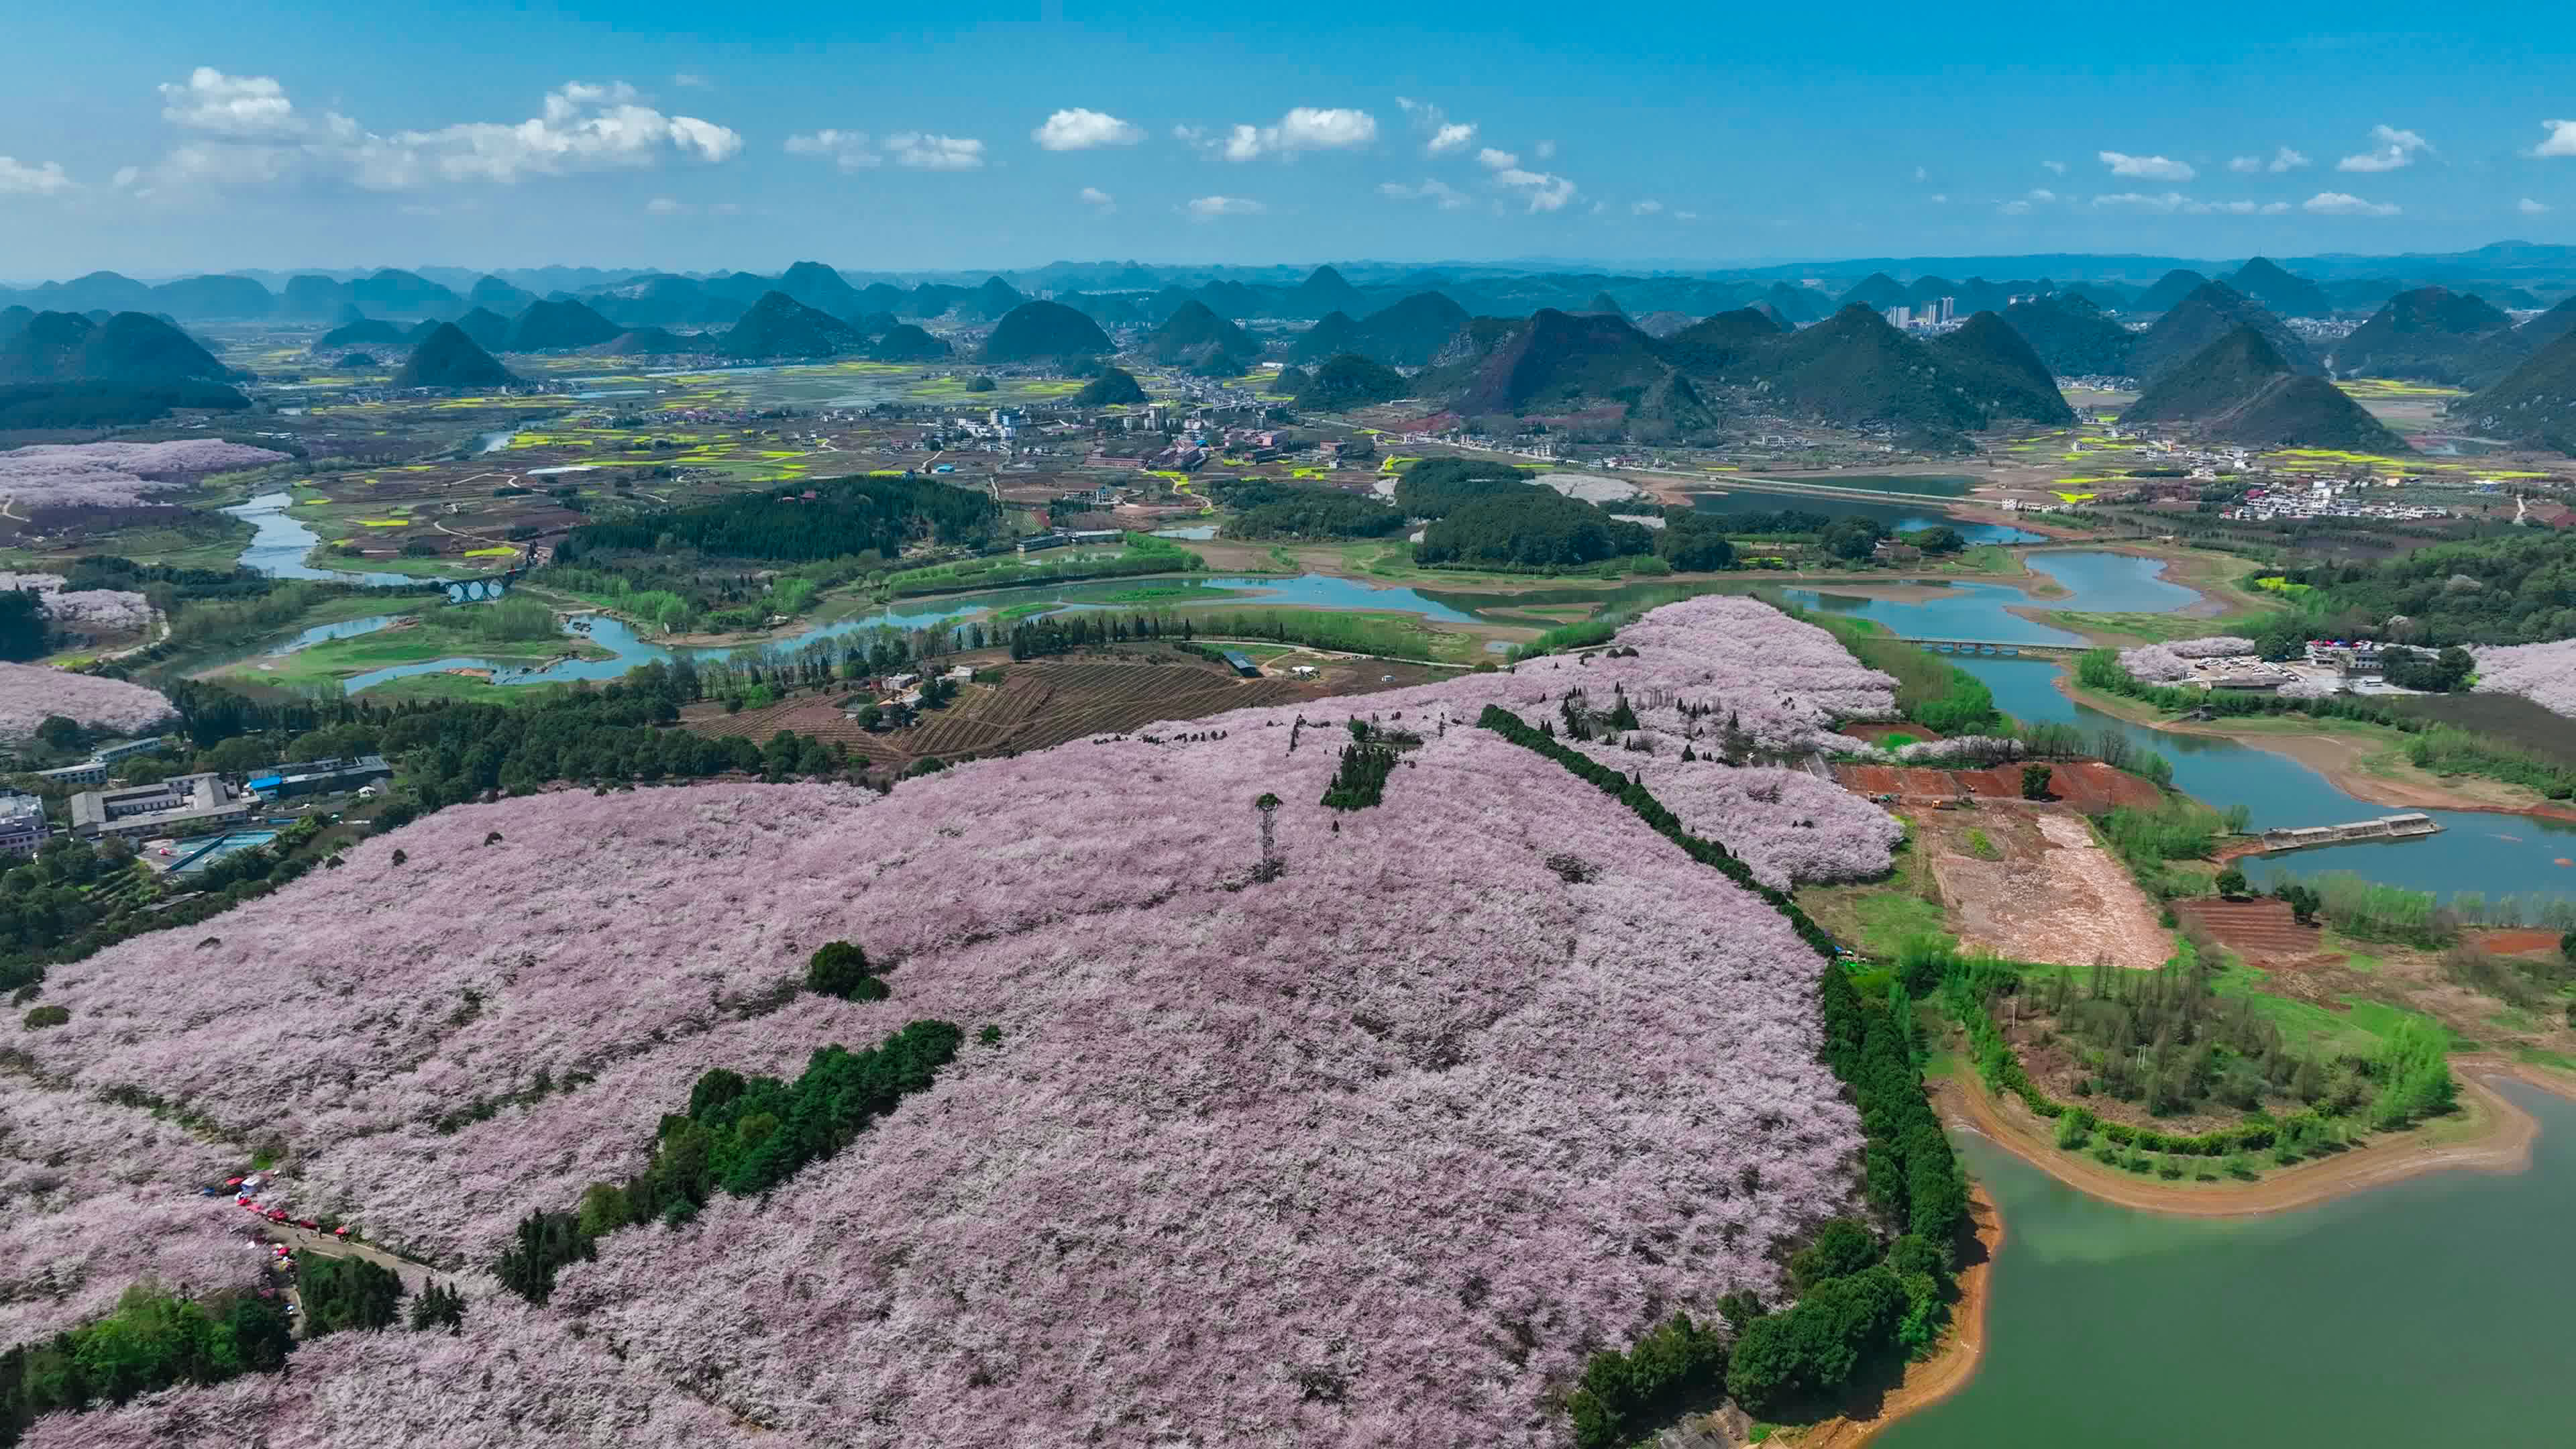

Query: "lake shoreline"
<box><xmin>2051</xmin><ymin>672</ymin><xmax>2576</xmax><ymax>824</ymax></box>
<box><xmin>1781</xmin><ymin>1183</ymin><xmax>2002</xmax><ymax>1449</ymax></box>
<box><xmin>1935</xmin><ymin>1065</ymin><xmax>2541</xmax><ymax>1219</ymax></box>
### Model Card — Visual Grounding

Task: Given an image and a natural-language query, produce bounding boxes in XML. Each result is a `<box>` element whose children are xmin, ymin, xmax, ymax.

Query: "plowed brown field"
<box><xmin>2173</xmin><ymin>898</ymin><xmax>2322</xmax><ymax>965</ymax></box>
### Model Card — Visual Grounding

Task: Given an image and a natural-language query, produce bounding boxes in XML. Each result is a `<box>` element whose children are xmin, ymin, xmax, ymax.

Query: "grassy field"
<box><xmin>215</xmin><ymin>614</ymin><xmax>605</xmax><ymax>691</ymax></box>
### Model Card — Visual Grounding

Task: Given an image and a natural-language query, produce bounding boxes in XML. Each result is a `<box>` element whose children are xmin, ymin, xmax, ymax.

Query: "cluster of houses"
<box><xmin>2222</xmin><ymin>478</ymin><xmax>2453</xmax><ymax>524</ymax></box>
<box><xmin>1</xmin><ymin>747</ymin><xmax>392</xmax><ymax>858</ymax></box>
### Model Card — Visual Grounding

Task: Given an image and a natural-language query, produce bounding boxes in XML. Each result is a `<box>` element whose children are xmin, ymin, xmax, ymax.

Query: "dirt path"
<box><xmin>1780</xmin><ymin>1185</ymin><xmax>2001</xmax><ymax>1448</ymax></box>
<box><xmin>260</xmin><ymin>1221</ymin><xmax>460</xmax><ymax>1299</ymax></box>
<box><xmin>1935</xmin><ymin>1062</ymin><xmax>2546</xmax><ymax>1219</ymax></box>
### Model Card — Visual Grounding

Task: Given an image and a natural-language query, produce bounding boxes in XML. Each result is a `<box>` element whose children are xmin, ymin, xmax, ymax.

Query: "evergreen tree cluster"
<box><xmin>298</xmin><ymin>1256</ymin><xmax>406</xmax><ymax>1338</ymax></box>
<box><xmin>497</xmin><ymin>1020</ymin><xmax>963</xmax><ymax>1303</ymax></box>
<box><xmin>0</xmin><ymin>1284</ymin><xmax>293</xmax><ymax>1443</ymax></box>
<box><xmin>1416</xmin><ymin>490</ymin><xmax>1652</xmax><ymax>569</ymax></box>
<box><xmin>560</xmin><ymin>474</ymin><xmax>1000</xmax><ymax>565</ymax></box>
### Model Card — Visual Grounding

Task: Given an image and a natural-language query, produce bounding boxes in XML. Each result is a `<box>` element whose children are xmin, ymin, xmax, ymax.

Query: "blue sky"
<box><xmin>3</xmin><ymin>1</ymin><xmax>2573</xmax><ymax>278</ymax></box>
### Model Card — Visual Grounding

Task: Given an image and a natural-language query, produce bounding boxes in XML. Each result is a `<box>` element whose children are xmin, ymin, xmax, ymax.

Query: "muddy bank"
<box><xmin>1935</xmin><ymin>1065</ymin><xmax>2541</xmax><ymax>1219</ymax></box>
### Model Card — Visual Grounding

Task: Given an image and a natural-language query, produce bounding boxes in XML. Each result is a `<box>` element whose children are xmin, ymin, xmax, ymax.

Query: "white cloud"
<box><xmin>2519</xmin><ymin>197</ymin><xmax>2552</xmax><ymax>215</ymax></box>
<box><xmin>1477</xmin><ymin>147</ymin><xmax>1517</xmax><ymax>170</ymax></box>
<box><xmin>2229</xmin><ymin>155</ymin><xmax>2262</xmax><ymax>174</ymax></box>
<box><xmin>1185</xmin><ymin>194</ymin><xmax>1265</xmax><ymax>219</ymax></box>
<box><xmin>2305</xmin><ymin>191</ymin><xmax>2400</xmax><ymax>216</ymax></box>
<box><xmin>1032</xmin><ymin>108</ymin><xmax>1142</xmax><ymax>151</ymax></box>
<box><xmin>1676</xmin><ymin>210</ymin><xmax>1698</xmax><ymax>221</ymax></box>
<box><xmin>1929</xmin><ymin>193</ymin><xmax>1948</xmax><ymax>203</ymax></box>
<box><xmin>159</xmin><ymin>67</ymin><xmax>307</xmax><ymax>138</ymax></box>
<box><xmin>2100</xmin><ymin>150</ymin><xmax>2195</xmax><ymax>181</ymax></box>
<box><xmin>784</xmin><ymin>130</ymin><xmax>882</xmax><ymax>171</ymax></box>
<box><xmin>2027</xmin><ymin>188</ymin><xmax>2058</xmax><ymax>203</ymax></box>
<box><xmin>2338</xmin><ymin>125</ymin><xmax>2430</xmax><ymax>172</ymax></box>
<box><xmin>2092</xmin><ymin>191</ymin><xmax>2191</xmax><ymax>212</ymax></box>
<box><xmin>1494</xmin><ymin>166</ymin><xmax>1576</xmax><ymax>212</ymax></box>
<box><xmin>142</xmin><ymin>72</ymin><xmax>742</xmax><ymax>191</ymax></box>
<box><xmin>2532</xmin><ymin>120</ymin><xmax>2576</xmax><ymax>159</ymax></box>
<box><xmin>2090</xmin><ymin>191</ymin><xmax>2292</xmax><ymax>216</ymax></box>
<box><xmin>111</xmin><ymin>166</ymin><xmax>140</xmax><ymax>189</ymax></box>
<box><xmin>2269</xmin><ymin>146</ymin><xmax>2310</xmax><ymax>172</ymax></box>
<box><xmin>0</xmin><ymin>156</ymin><xmax>75</xmax><ymax>196</ymax></box>
<box><xmin>1396</xmin><ymin>97</ymin><xmax>1477</xmax><ymax>156</ymax></box>
<box><xmin>2000</xmin><ymin>201</ymin><xmax>2032</xmax><ymax>215</ymax></box>
<box><xmin>885</xmin><ymin>133</ymin><xmax>985</xmax><ymax>170</ymax></box>
<box><xmin>674</xmin><ymin>72</ymin><xmax>710</xmax><ymax>89</ymax></box>
<box><xmin>1380</xmin><ymin>178</ymin><xmax>1468</xmax><ymax>209</ymax></box>
<box><xmin>1079</xmin><ymin>185</ymin><xmax>1114</xmax><ymax>211</ymax></box>
<box><xmin>2042</xmin><ymin>159</ymin><xmax>2066</xmax><ymax>174</ymax></box>
<box><xmin>1534</xmin><ymin>140</ymin><xmax>1555</xmax><ymax>160</ymax></box>
<box><xmin>645</xmin><ymin>196</ymin><xmax>684</xmax><ymax>215</ymax></box>
<box><xmin>1912</xmin><ymin>165</ymin><xmax>1928</xmax><ymax>182</ymax></box>
<box><xmin>1632</xmin><ymin>198</ymin><xmax>1664</xmax><ymax>215</ymax></box>
<box><xmin>1212</xmin><ymin>107</ymin><xmax>1377</xmax><ymax>161</ymax></box>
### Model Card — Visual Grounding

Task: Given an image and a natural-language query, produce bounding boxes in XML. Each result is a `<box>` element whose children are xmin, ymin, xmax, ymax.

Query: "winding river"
<box><xmin>223</xmin><ymin>492</ymin><xmax>426</xmax><ymax>588</ymax></box>
<box><xmin>1880</xmin><ymin>1084</ymin><xmax>2576</xmax><ymax>1449</ymax></box>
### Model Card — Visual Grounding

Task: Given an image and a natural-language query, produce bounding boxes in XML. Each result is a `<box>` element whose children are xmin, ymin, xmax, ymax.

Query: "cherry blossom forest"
<box><xmin>7</xmin><ymin>597</ymin><xmax>1916</xmax><ymax>1447</ymax></box>
<box><xmin>0</xmin><ymin>664</ymin><xmax>175</xmax><ymax>743</ymax></box>
<box><xmin>0</xmin><ymin>441</ymin><xmax>287</xmax><ymax>511</ymax></box>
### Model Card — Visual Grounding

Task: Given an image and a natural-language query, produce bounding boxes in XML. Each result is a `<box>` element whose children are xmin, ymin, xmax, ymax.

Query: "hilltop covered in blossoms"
<box><xmin>0</xmin><ymin>439</ymin><xmax>288</xmax><ymax>509</ymax></box>
<box><xmin>15</xmin><ymin>596</ymin><xmax>1892</xmax><ymax>1448</ymax></box>
<box><xmin>0</xmin><ymin>662</ymin><xmax>175</xmax><ymax>740</ymax></box>
<box><xmin>2</xmin><ymin>572</ymin><xmax>154</xmax><ymax>637</ymax></box>
<box><xmin>2472</xmin><ymin>638</ymin><xmax>2576</xmax><ymax>718</ymax></box>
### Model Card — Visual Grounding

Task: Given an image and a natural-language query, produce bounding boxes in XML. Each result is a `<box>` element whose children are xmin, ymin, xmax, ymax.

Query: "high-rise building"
<box><xmin>1937</xmin><ymin>296</ymin><xmax>1957</xmax><ymax>323</ymax></box>
<box><xmin>1886</xmin><ymin>305</ymin><xmax>1912</xmax><ymax>327</ymax></box>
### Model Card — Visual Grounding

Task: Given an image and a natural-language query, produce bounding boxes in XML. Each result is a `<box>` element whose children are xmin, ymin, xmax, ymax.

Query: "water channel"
<box><xmin>1878</xmin><ymin>1084</ymin><xmax>2576</xmax><ymax>1449</ymax></box>
<box><xmin>222</xmin><ymin>492</ymin><xmax>427</xmax><ymax>588</ymax></box>
<box><xmin>1951</xmin><ymin>654</ymin><xmax>2576</xmax><ymax>902</ymax></box>
<box><xmin>331</xmin><ymin>574</ymin><xmax>1497</xmax><ymax>693</ymax></box>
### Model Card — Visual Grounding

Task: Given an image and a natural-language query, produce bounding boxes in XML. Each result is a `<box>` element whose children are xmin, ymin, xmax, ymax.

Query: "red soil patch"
<box><xmin>1829</xmin><ymin>760</ymin><xmax>2160</xmax><ymax>812</ymax></box>
<box><xmin>2174</xmin><ymin>898</ymin><xmax>2322</xmax><ymax>965</ymax></box>
<box><xmin>2478</xmin><ymin>928</ymin><xmax>2566</xmax><ymax>957</ymax></box>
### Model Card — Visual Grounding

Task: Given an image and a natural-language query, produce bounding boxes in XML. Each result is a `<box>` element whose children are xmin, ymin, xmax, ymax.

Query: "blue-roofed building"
<box><xmin>244</xmin><ymin>755</ymin><xmax>392</xmax><ymax>800</ymax></box>
<box><xmin>1220</xmin><ymin>650</ymin><xmax>1260</xmax><ymax>678</ymax></box>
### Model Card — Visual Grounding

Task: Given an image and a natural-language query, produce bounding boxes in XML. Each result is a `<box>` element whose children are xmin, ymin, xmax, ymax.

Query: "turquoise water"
<box><xmin>2023</xmin><ymin>551</ymin><xmax>2198</xmax><ymax>612</ymax></box>
<box><xmin>1780</xmin><ymin>553</ymin><xmax>2198</xmax><ymax>646</ymax></box>
<box><xmin>1783</xmin><ymin>584</ymin><xmax>2088</xmax><ymax>647</ymax></box>
<box><xmin>335</xmin><ymin>573</ymin><xmax>1493</xmax><ymax>693</ymax></box>
<box><xmin>1954</xmin><ymin>655</ymin><xmax>2576</xmax><ymax>902</ymax></box>
<box><xmin>1880</xmin><ymin>1086</ymin><xmax>2576</xmax><ymax>1449</ymax></box>
<box><xmin>1687</xmin><ymin>484</ymin><xmax>2045</xmax><ymax>545</ymax></box>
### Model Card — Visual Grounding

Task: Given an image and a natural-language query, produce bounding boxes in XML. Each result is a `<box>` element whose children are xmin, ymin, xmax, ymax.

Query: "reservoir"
<box><xmin>1880</xmin><ymin>1085</ymin><xmax>2576</xmax><ymax>1449</ymax></box>
<box><xmin>1777</xmin><ymin>553</ymin><xmax>2203</xmax><ymax>646</ymax></box>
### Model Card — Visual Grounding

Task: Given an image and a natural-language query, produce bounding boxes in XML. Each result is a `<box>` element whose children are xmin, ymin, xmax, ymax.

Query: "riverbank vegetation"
<box><xmin>1929</xmin><ymin>936</ymin><xmax>2460</xmax><ymax>1174</ymax></box>
<box><xmin>2074</xmin><ymin>647</ymin><xmax>2576</xmax><ymax>800</ymax></box>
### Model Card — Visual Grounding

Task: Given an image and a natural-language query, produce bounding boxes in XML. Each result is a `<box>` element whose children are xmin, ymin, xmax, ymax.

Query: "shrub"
<box><xmin>2020</xmin><ymin>763</ymin><xmax>2052</xmax><ymax>800</ymax></box>
<box><xmin>806</xmin><ymin>941</ymin><xmax>888</xmax><ymax>1001</ymax></box>
<box><xmin>22</xmin><ymin>1004</ymin><xmax>69</xmax><ymax>1028</ymax></box>
<box><xmin>301</xmin><ymin>1255</ymin><xmax>407</xmax><ymax>1337</ymax></box>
